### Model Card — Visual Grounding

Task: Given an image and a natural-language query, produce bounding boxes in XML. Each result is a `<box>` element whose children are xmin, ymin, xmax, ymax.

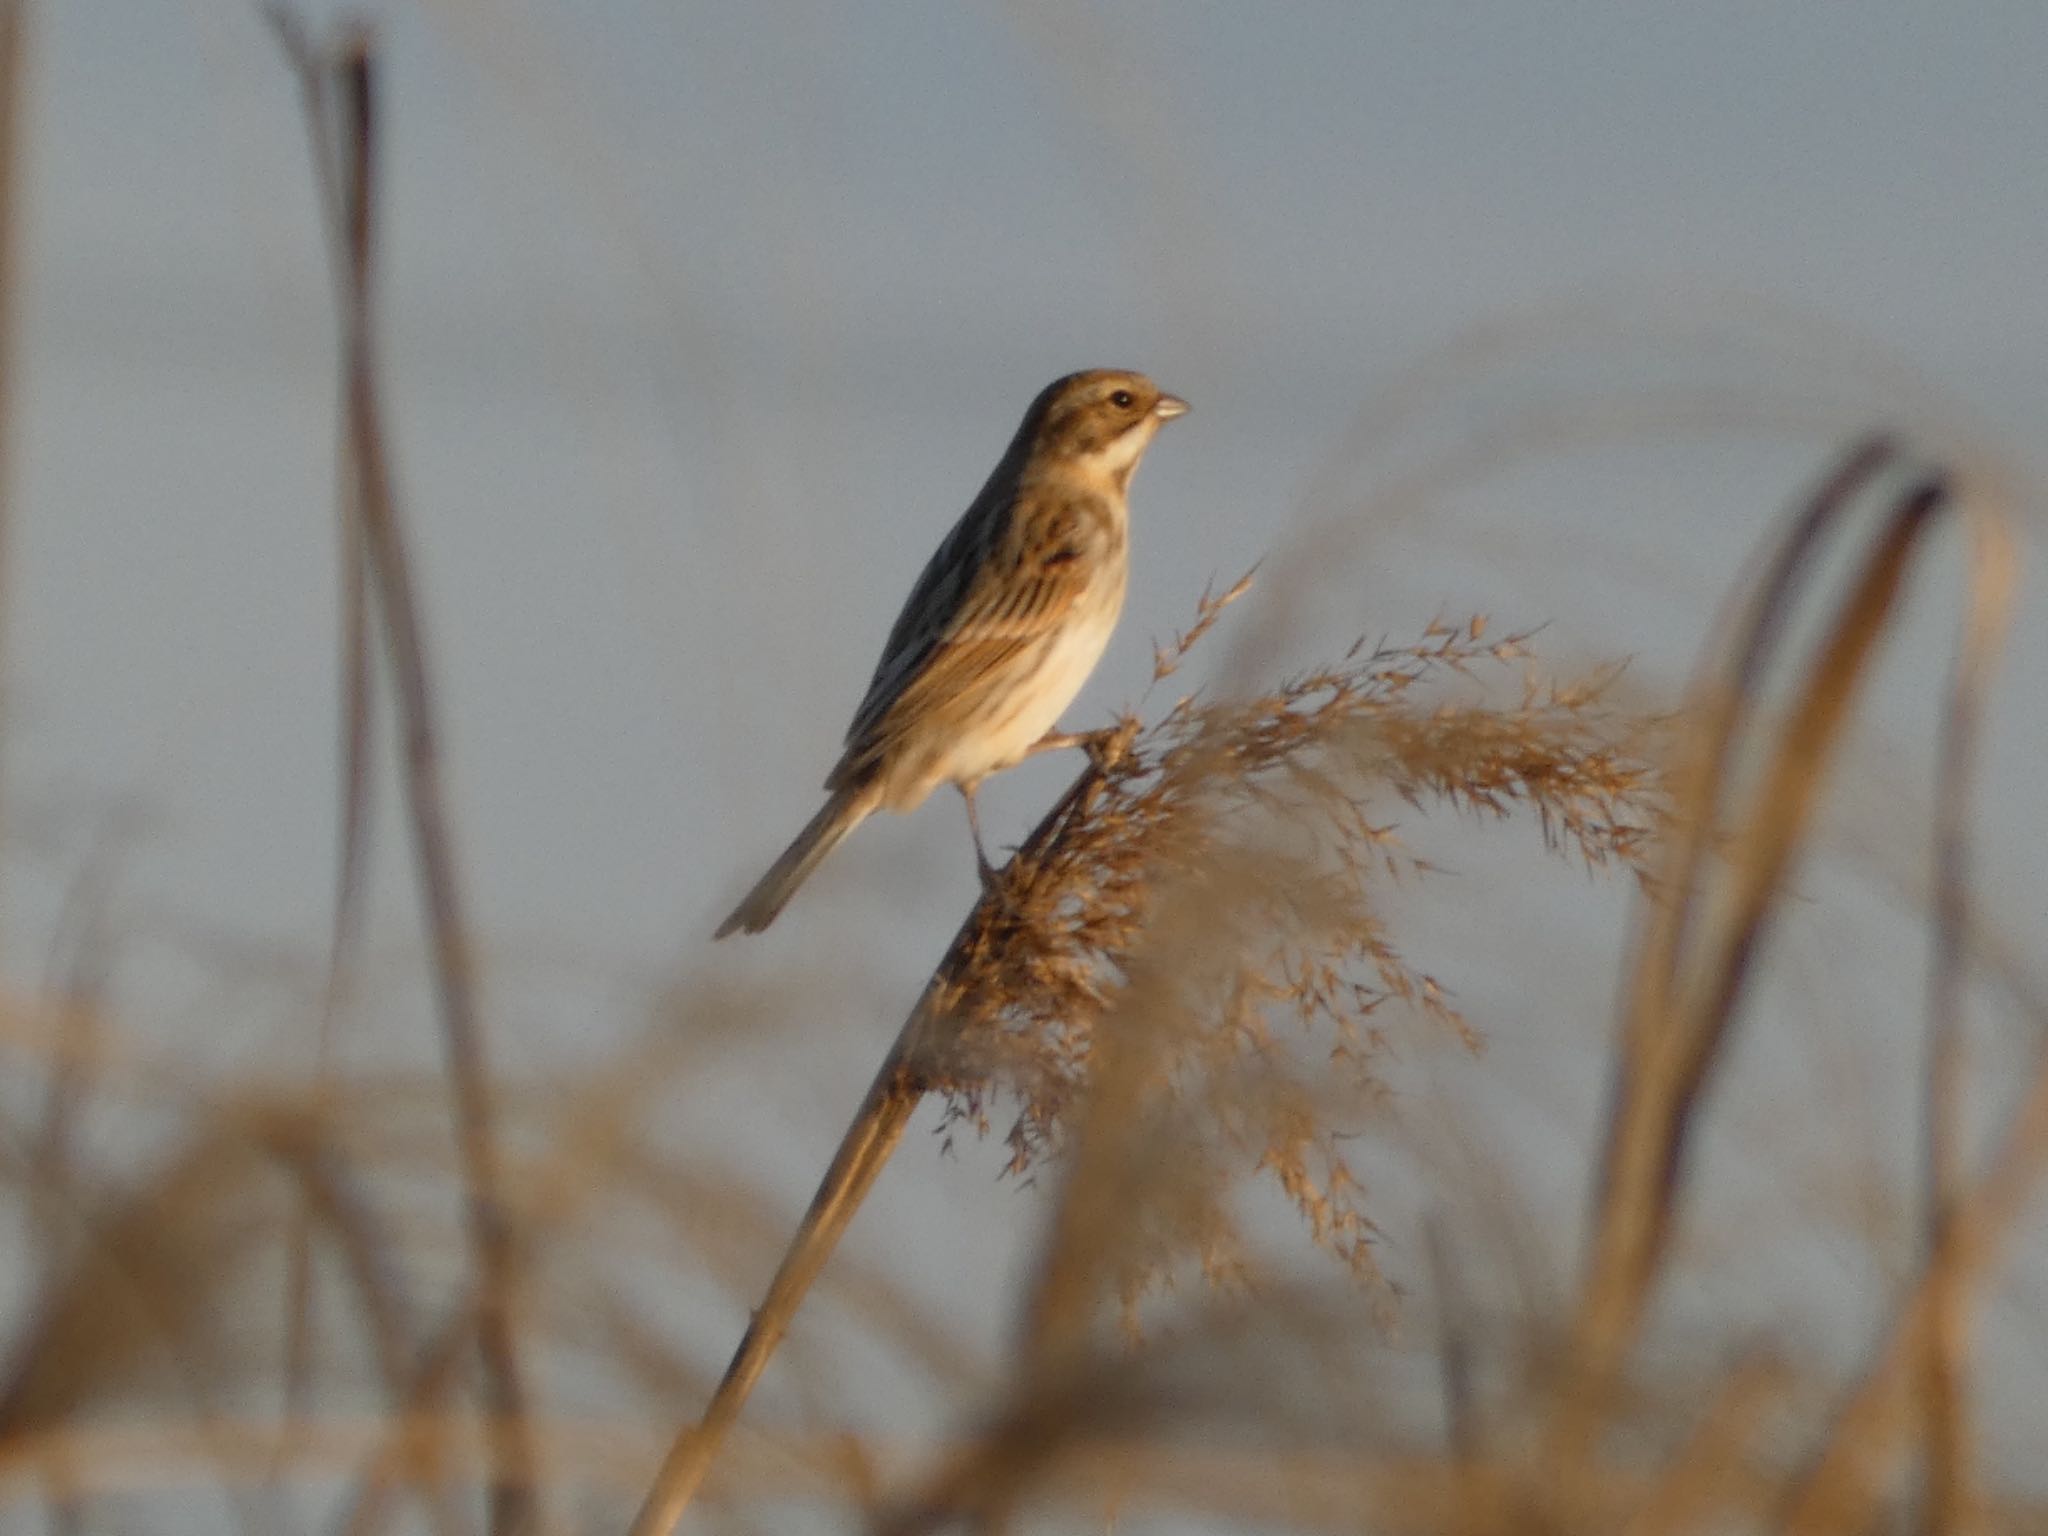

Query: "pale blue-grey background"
<box><xmin>6</xmin><ymin>0</ymin><xmax>2047</xmax><ymax>1512</ymax></box>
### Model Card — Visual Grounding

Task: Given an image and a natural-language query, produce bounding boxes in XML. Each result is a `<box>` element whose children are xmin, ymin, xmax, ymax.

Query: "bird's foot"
<box><xmin>1029</xmin><ymin>726</ymin><xmax>1125</xmax><ymax>766</ymax></box>
<box><xmin>1081</xmin><ymin>725</ymin><xmax>1127</xmax><ymax>769</ymax></box>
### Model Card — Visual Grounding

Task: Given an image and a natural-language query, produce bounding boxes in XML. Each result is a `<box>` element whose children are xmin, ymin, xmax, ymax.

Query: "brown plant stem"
<box><xmin>628</xmin><ymin>748</ymin><xmax>1128</xmax><ymax>1536</ymax></box>
<box><xmin>272</xmin><ymin>20</ymin><xmax>534</xmax><ymax>1534</ymax></box>
<box><xmin>281</xmin><ymin>17</ymin><xmax>380</xmax><ymax>1488</ymax></box>
<box><xmin>1567</xmin><ymin>439</ymin><xmax>1945</xmax><ymax>1439</ymax></box>
<box><xmin>1786</xmin><ymin>972</ymin><xmax>2048</xmax><ymax>1535</ymax></box>
<box><xmin>1915</xmin><ymin>503</ymin><xmax>2015</xmax><ymax>1536</ymax></box>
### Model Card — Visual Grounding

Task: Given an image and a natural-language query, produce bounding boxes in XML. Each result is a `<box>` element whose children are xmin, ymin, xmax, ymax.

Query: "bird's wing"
<box><xmin>832</xmin><ymin>488</ymin><xmax>1101</xmax><ymax>783</ymax></box>
<box><xmin>849</xmin><ymin>492</ymin><xmax>998</xmax><ymax>734</ymax></box>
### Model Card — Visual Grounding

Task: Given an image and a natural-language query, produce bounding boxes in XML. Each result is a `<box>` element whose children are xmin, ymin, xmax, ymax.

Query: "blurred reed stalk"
<box><xmin>271</xmin><ymin>19</ymin><xmax>536</xmax><ymax>1535</ymax></box>
<box><xmin>1567</xmin><ymin>440</ymin><xmax>1942</xmax><ymax>1397</ymax></box>
<box><xmin>0</xmin><ymin>11</ymin><xmax>2031</xmax><ymax>1532</ymax></box>
<box><xmin>1915</xmin><ymin>477</ymin><xmax>2016</xmax><ymax>1536</ymax></box>
<box><xmin>628</xmin><ymin>736</ymin><xmax>1140</xmax><ymax>1536</ymax></box>
<box><xmin>740</xmin><ymin>432</ymin><xmax>2028</xmax><ymax>1536</ymax></box>
<box><xmin>1552</xmin><ymin>436</ymin><xmax>2022</xmax><ymax>1534</ymax></box>
<box><xmin>634</xmin><ymin>566</ymin><xmax>1664</xmax><ymax>1532</ymax></box>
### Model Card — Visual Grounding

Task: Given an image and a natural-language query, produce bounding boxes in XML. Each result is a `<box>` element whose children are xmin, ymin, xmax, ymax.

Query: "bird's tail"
<box><xmin>714</xmin><ymin>783</ymin><xmax>878</xmax><ymax>938</ymax></box>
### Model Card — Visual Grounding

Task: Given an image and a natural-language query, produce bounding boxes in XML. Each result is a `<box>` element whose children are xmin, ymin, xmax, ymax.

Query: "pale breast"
<box><xmin>864</xmin><ymin>476</ymin><xmax>1132</xmax><ymax>810</ymax></box>
<box><xmin>940</xmin><ymin>557</ymin><xmax>1127</xmax><ymax>787</ymax></box>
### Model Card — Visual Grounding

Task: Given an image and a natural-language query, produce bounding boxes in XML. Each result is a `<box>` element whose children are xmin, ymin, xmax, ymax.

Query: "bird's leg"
<box><xmin>1028</xmin><ymin>726</ymin><xmax>1122</xmax><ymax>768</ymax></box>
<box><xmin>958</xmin><ymin>780</ymin><xmax>1000</xmax><ymax>890</ymax></box>
<box><xmin>1025</xmin><ymin>729</ymin><xmax>1089</xmax><ymax>757</ymax></box>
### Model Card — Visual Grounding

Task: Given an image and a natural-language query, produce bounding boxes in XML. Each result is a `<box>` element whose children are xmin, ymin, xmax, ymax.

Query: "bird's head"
<box><xmin>1022</xmin><ymin>369</ymin><xmax>1189</xmax><ymax>492</ymax></box>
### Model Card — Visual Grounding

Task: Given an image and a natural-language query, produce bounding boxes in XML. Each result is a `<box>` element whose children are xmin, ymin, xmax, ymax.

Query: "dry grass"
<box><xmin>627</xmin><ymin>586</ymin><xmax>1662</xmax><ymax>1534</ymax></box>
<box><xmin>846</xmin><ymin>437</ymin><xmax>2038</xmax><ymax>1536</ymax></box>
<box><xmin>0</xmin><ymin>19</ymin><xmax>2041</xmax><ymax>1536</ymax></box>
<box><xmin>927</xmin><ymin>598</ymin><xmax>1659</xmax><ymax>1290</ymax></box>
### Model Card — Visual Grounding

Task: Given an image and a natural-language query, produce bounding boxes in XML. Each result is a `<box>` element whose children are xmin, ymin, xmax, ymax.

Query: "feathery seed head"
<box><xmin>908</xmin><ymin>584</ymin><xmax>1665</xmax><ymax>1311</ymax></box>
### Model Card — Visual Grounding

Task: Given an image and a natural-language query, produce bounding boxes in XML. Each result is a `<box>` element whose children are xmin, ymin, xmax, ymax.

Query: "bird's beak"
<box><xmin>1153</xmin><ymin>393</ymin><xmax>1190</xmax><ymax>420</ymax></box>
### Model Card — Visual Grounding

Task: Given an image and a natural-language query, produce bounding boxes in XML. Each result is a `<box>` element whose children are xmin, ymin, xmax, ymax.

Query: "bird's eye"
<box><xmin>1110</xmin><ymin>390</ymin><xmax>1135</xmax><ymax>409</ymax></box>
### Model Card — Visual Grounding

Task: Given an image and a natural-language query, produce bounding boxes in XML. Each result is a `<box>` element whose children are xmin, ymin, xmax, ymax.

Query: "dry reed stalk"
<box><xmin>272</xmin><ymin>20</ymin><xmax>535</xmax><ymax>1534</ymax></box>
<box><xmin>873</xmin><ymin>687</ymin><xmax>1630</xmax><ymax>1530</ymax></box>
<box><xmin>1534</xmin><ymin>432</ymin><xmax>2026</xmax><ymax>1525</ymax></box>
<box><xmin>1783</xmin><ymin>977</ymin><xmax>2048</xmax><ymax>1534</ymax></box>
<box><xmin>1771</xmin><ymin>484</ymin><xmax>2025</xmax><ymax>1536</ymax></box>
<box><xmin>633</xmin><ymin>577</ymin><xmax>1661</xmax><ymax>1533</ymax></box>
<box><xmin>270</xmin><ymin>3</ymin><xmax>380</xmax><ymax>1488</ymax></box>
<box><xmin>627</xmin><ymin>748</ymin><xmax>1135</xmax><ymax>1536</ymax></box>
<box><xmin>1565</xmin><ymin>441</ymin><xmax>1943</xmax><ymax>1419</ymax></box>
<box><xmin>1915</xmin><ymin>500</ymin><xmax>2018</xmax><ymax>1536</ymax></box>
<box><xmin>260</xmin><ymin>2</ymin><xmax>385</xmax><ymax>1474</ymax></box>
<box><xmin>848</xmin><ymin>435</ymin><xmax>2028</xmax><ymax>1536</ymax></box>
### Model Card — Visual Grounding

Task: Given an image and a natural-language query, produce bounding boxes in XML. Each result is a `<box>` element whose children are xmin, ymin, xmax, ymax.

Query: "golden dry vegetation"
<box><xmin>0</xmin><ymin>17</ymin><xmax>2041</xmax><ymax>1536</ymax></box>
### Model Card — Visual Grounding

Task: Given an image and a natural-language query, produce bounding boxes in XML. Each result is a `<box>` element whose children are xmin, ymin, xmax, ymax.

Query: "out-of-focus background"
<box><xmin>4</xmin><ymin>1</ymin><xmax>2046</xmax><ymax>1525</ymax></box>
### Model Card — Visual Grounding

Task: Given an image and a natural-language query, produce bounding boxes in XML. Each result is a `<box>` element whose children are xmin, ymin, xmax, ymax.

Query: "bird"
<box><xmin>715</xmin><ymin>368</ymin><xmax>1188</xmax><ymax>938</ymax></box>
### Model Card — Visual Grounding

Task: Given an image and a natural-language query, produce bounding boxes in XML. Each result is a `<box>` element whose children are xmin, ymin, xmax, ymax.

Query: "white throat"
<box><xmin>1080</xmin><ymin>420</ymin><xmax>1158</xmax><ymax>492</ymax></box>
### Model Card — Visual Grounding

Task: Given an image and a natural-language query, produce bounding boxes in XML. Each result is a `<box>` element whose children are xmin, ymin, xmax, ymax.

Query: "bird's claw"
<box><xmin>1030</xmin><ymin>725</ymin><xmax>1125</xmax><ymax>769</ymax></box>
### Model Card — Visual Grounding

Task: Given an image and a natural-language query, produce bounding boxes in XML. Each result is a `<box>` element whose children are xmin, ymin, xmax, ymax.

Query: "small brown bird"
<box><xmin>716</xmin><ymin>368</ymin><xmax>1187</xmax><ymax>937</ymax></box>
